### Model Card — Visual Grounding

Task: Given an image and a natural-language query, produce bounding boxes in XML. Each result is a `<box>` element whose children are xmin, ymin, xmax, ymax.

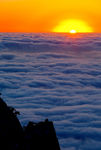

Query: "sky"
<box><xmin>0</xmin><ymin>0</ymin><xmax>101</xmax><ymax>33</ymax></box>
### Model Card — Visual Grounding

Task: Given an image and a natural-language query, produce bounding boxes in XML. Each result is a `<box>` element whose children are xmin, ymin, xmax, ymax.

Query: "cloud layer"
<box><xmin>0</xmin><ymin>33</ymin><xmax>101</xmax><ymax>150</ymax></box>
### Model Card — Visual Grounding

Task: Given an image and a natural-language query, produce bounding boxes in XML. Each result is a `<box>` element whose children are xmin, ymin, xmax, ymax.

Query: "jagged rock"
<box><xmin>0</xmin><ymin>97</ymin><xmax>60</xmax><ymax>150</ymax></box>
<box><xmin>0</xmin><ymin>97</ymin><xmax>23</xmax><ymax>150</ymax></box>
<box><xmin>23</xmin><ymin>120</ymin><xmax>60</xmax><ymax>150</ymax></box>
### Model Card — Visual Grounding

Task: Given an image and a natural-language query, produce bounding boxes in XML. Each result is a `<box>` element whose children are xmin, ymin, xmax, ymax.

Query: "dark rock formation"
<box><xmin>0</xmin><ymin>97</ymin><xmax>23</xmax><ymax>150</ymax></box>
<box><xmin>0</xmin><ymin>97</ymin><xmax>60</xmax><ymax>150</ymax></box>
<box><xmin>23</xmin><ymin>120</ymin><xmax>60</xmax><ymax>150</ymax></box>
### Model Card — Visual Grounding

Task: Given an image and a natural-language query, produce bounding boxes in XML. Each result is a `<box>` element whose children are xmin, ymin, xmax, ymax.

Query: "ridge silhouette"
<box><xmin>0</xmin><ymin>97</ymin><xmax>60</xmax><ymax>150</ymax></box>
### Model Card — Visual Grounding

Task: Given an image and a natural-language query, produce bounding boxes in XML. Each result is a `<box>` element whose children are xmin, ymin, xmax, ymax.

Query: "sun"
<box><xmin>52</xmin><ymin>19</ymin><xmax>93</xmax><ymax>33</ymax></box>
<box><xmin>70</xmin><ymin>30</ymin><xmax>77</xmax><ymax>33</ymax></box>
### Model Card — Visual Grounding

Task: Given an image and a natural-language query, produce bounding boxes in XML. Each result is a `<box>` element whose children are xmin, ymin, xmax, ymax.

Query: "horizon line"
<box><xmin>0</xmin><ymin>31</ymin><xmax>101</xmax><ymax>34</ymax></box>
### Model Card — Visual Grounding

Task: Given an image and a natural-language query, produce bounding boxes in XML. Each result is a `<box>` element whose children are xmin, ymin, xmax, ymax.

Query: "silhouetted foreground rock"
<box><xmin>0</xmin><ymin>97</ymin><xmax>60</xmax><ymax>150</ymax></box>
<box><xmin>23</xmin><ymin>120</ymin><xmax>60</xmax><ymax>150</ymax></box>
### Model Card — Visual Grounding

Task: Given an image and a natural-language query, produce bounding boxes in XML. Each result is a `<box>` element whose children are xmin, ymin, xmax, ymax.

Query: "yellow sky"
<box><xmin>0</xmin><ymin>0</ymin><xmax>100</xmax><ymax>32</ymax></box>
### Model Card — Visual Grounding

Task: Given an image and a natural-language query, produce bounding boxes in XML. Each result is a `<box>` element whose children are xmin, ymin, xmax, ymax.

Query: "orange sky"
<box><xmin>0</xmin><ymin>0</ymin><xmax>101</xmax><ymax>32</ymax></box>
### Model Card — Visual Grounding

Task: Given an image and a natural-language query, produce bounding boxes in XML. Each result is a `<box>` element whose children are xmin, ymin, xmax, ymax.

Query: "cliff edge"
<box><xmin>0</xmin><ymin>97</ymin><xmax>60</xmax><ymax>150</ymax></box>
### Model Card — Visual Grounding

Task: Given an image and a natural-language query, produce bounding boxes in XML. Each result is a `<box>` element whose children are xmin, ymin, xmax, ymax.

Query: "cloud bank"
<box><xmin>0</xmin><ymin>33</ymin><xmax>101</xmax><ymax>150</ymax></box>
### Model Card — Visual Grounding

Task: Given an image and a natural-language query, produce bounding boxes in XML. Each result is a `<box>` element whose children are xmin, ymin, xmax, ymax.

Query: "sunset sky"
<box><xmin>0</xmin><ymin>0</ymin><xmax>100</xmax><ymax>33</ymax></box>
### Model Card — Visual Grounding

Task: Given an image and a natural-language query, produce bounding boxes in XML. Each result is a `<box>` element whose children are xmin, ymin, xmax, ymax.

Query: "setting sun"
<box><xmin>70</xmin><ymin>30</ymin><xmax>77</xmax><ymax>34</ymax></box>
<box><xmin>53</xmin><ymin>19</ymin><xmax>93</xmax><ymax>33</ymax></box>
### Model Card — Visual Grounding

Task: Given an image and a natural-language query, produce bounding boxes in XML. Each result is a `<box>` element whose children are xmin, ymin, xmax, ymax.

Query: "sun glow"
<box><xmin>70</xmin><ymin>30</ymin><xmax>77</xmax><ymax>33</ymax></box>
<box><xmin>53</xmin><ymin>19</ymin><xmax>93</xmax><ymax>33</ymax></box>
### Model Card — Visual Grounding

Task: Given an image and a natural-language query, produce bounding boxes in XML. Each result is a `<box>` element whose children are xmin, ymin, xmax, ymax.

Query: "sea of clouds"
<box><xmin>0</xmin><ymin>33</ymin><xmax>101</xmax><ymax>150</ymax></box>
